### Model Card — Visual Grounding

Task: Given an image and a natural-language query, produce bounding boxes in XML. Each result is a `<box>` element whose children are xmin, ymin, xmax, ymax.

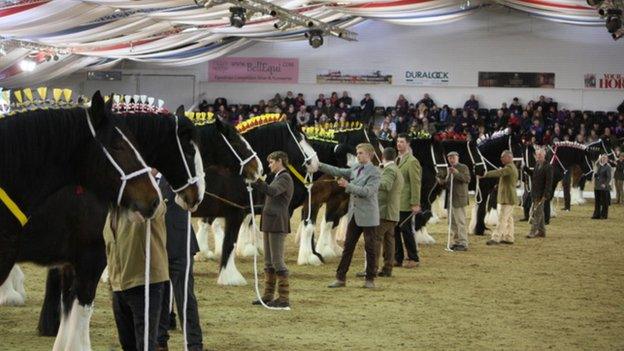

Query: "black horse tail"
<box><xmin>308</xmin><ymin>225</ymin><xmax>325</xmax><ymax>264</ymax></box>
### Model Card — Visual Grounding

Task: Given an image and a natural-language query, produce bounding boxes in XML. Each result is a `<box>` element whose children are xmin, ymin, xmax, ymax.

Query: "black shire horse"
<box><xmin>0</xmin><ymin>90</ymin><xmax>160</xmax><ymax>294</ymax></box>
<box><xmin>15</xmin><ymin>105</ymin><xmax>204</xmax><ymax>350</ymax></box>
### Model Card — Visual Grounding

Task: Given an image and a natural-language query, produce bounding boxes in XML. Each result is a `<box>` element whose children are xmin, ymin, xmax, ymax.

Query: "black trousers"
<box><xmin>562</xmin><ymin>172</ymin><xmax>571</xmax><ymax>210</ymax></box>
<box><xmin>112</xmin><ymin>283</ymin><xmax>165</xmax><ymax>351</ymax></box>
<box><xmin>522</xmin><ymin>193</ymin><xmax>531</xmax><ymax>220</ymax></box>
<box><xmin>158</xmin><ymin>259</ymin><xmax>203</xmax><ymax>349</ymax></box>
<box><xmin>394</xmin><ymin>211</ymin><xmax>420</xmax><ymax>264</ymax></box>
<box><xmin>593</xmin><ymin>190</ymin><xmax>610</xmax><ymax>219</ymax></box>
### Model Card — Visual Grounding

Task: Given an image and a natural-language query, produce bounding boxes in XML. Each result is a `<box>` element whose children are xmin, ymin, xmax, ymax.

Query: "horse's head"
<box><xmin>587</xmin><ymin>138</ymin><xmax>616</xmax><ymax>163</ymax></box>
<box><xmin>84</xmin><ymin>91</ymin><xmax>161</xmax><ymax>221</ymax></box>
<box><xmin>288</xmin><ymin>119</ymin><xmax>319</xmax><ymax>172</ymax></box>
<box><xmin>198</xmin><ymin>117</ymin><xmax>263</xmax><ymax>182</ymax></box>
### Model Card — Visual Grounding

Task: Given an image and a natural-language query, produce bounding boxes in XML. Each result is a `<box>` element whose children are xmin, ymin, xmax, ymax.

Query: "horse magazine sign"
<box><xmin>399</xmin><ymin>70</ymin><xmax>450</xmax><ymax>86</ymax></box>
<box><xmin>316</xmin><ymin>69</ymin><xmax>393</xmax><ymax>85</ymax></box>
<box><xmin>584</xmin><ymin>73</ymin><xmax>624</xmax><ymax>90</ymax></box>
<box><xmin>208</xmin><ymin>57</ymin><xmax>299</xmax><ymax>83</ymax></box>
<box><xmin>478</xmin><ymin>72</ymin><xmax>555</xmax><ymax>88</ymax></box>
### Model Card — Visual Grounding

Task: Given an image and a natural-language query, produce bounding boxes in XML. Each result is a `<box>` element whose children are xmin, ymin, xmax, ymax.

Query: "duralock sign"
<box><xmin>400</xmin><ymin>70</ymin><xmax>450</xmax><ymax>86</ymax></box>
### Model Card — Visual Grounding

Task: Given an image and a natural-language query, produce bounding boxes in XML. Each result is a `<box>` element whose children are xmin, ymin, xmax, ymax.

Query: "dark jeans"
<box><xmin>593</xmin><ymin>189</ymin><xmax>610</xmax><ymax>218</ymax></box>
<box><xmin>158</xmin><ymin>259</ymin><xmax>203</xmax><ymax>349</ymax></box>
<box><xmin>336</xmin><ymin>218</ymin><xmax>377</xmax><ymax>281</ymax></box>
<box><xmin>394</xmin><ymin>211</ymin><xmax>419</xmax><ymax>264</ymax></box>
<box><xmin>112</xmin><ymin>283</ymin><xmax>165</xmax><ymax>351</ymax></box>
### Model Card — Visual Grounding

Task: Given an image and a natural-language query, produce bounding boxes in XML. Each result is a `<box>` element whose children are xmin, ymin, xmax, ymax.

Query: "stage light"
<box><xmin>307</xmin><ymin>29</ymin><xmax>323</xmax><ymax>48</ymax></box>
<box><xmin>19</xmin><ymin>59</ymin><xmax>36</xmax><ymax>72</ymax></box>
<box><xmin>273</xmin><ymin>20</ymin><xmax>289</xmax><ymax>30</ymax></box>
<box><xmin>606</xmin><ymin>16</ymin><xmax>622</xmax><ymax>33</ymax></box>
<box><xmin>229</xmin><ymin>7</ymin><xmax>246</xmax><ymax>28</ymax></box>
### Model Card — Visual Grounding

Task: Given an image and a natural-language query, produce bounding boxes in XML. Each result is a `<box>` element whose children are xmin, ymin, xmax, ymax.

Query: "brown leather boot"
<box><xmin>267</xmin><ymin>270</ymin><xmax>289</xmax><ymax>308</ymax></box>
<box><xmin>252</xmin><ymin>268</ymin><xmax>276</xmax><ymax>305</ymax></box>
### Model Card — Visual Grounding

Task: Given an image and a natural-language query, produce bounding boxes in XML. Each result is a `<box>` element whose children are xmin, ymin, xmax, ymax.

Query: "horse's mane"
<box><xmin>302</xmin><ymin>122</ymin><xmax>366</xmax><ymax>143</ymax></box>
<box><xmin>477</xmin><ymin>128</ymin><xmax>510</xmax><ymax>146</ymax></box>
<box><xmin>235</xmin><ymin>114</ymin><xmax>283</xmax><ymax>133</ymax></box>
<box><xmin>553</xmin><ymin>141</ymin><xmax>587</xmax><ymax>150</ymax></box>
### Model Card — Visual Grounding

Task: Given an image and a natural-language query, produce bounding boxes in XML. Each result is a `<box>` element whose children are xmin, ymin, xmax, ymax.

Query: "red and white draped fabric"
<box><xmin>0</xmin><ymin>0</ymin><xmax>601</xmax><ymax>85</ymax></box>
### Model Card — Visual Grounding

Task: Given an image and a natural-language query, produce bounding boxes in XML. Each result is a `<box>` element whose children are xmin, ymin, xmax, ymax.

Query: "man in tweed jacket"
<box><xmin>314</xmin><ymin>143</ymin><xmax>381</xmax><ymax>289</ymax></box>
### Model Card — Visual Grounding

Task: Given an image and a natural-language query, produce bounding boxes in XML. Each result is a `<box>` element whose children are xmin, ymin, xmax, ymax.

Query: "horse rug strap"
<box><xmin>0</xmin><ymin>186</ymin><xmax>28</xmax><ymax>226</ymax></box>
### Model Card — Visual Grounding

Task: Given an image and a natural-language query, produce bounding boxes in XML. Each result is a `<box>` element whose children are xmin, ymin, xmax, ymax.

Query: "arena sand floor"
<box><xmin>1</xmin><ymin>202</ymin><xmax>622</xmax><ymax>351</ymax></box>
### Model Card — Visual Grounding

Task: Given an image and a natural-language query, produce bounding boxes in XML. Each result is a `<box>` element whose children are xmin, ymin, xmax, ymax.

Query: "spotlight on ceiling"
<box><xmin>19</xmin><ymin>59</ymin><xmax>36</xmax><ymax>72</ymax></box>
<box><xmin>229</xmin><ymin>6</ymin><xmax>246</xmax><ymax>28</ymax></box>
<box><xmin>273</xmin><ymin>20</ymin><xmax>289</xmax><ymax>30</ymax></box>
<box><xmin>307</xmin><ymin>29</ymin><xmax>324</xmax><ymax>48</ymax></box>
<box><xmin>606</xmin><ymin>15</ymin><xmax>622</xmax><ymax>33</ymax></box>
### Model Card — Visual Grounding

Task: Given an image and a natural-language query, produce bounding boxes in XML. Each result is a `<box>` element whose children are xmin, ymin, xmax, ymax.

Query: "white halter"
<box><xmin>171</xmin><ymin>115</ymin><xmax>201</xmax><ymax>192</ymax></box>
<box><xmin>220</xmin><ymin>133</ymin><xmax>259</xmax><ymax>176</ymax></box>
<box><xmin>85</xmin><ymin>109</ymin><xmax>155</xmax><ymax>206</ymax></box>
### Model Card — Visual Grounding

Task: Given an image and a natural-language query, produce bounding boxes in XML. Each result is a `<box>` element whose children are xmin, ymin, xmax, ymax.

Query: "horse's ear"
<box><xmin>105</xmin><ymin>93</ymin><xmax>113</xmax><ymax>112</ymax></box>
<box><xmin>176</xmin><ymin>105</ymin><xmax>185</xmax><ymax>117</ymax></box>
<box><xmin>89</xmin><ymin>91</ymin><xmax>108</xmax><ymax>129</ymax></box>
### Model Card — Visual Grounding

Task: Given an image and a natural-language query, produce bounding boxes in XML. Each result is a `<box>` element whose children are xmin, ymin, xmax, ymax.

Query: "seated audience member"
<box><xmin>464</xmin><ymin>94</ymin><xmax>479</xmax><ymax>111</ymax></box>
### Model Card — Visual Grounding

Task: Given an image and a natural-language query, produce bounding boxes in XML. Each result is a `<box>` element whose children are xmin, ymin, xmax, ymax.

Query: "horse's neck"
<box><xmin>0</xmin><ymin>113</ymin><xmax>93</xmax><ymax>213</ymax></box>
<box><xmin>123</xmin><ymin>115</ymin><xmax>168</xmax><ymax>162</ymax></box>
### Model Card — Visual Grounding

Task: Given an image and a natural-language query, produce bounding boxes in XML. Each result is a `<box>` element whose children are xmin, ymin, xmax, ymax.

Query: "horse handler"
<box><xmin>251</xmin><ymin>151</ymin><xmax>294</xmax><ymax>308</ymax></box>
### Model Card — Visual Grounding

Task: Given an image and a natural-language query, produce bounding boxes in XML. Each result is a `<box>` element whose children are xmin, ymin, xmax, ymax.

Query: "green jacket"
<box><xmin>378</xmin><ymin>162</ymin><xmax>404</xmax><ymax>221</ymax></box>
<box><xmin>397</xmin><ymin>153</ymin><xmax>422</xmax><ymax>211</ymax></box>
<box><xmin>104</xmin><ymin>204</ymin><xmax>169</xmax><ymax>292</ymax></box>
<box><xmin>437</xmin><ymin>163</ymin><xmax>471</xmax><ymax>207</ymax></box>
<box><xmin>483</xmin><ymin>162</ymin><xmax>518</xmax><ymax>205</ymax></box>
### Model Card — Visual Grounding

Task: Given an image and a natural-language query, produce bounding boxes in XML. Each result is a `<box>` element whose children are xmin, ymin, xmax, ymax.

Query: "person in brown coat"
<box><xmin>251</xmin><ymin>151</ymin><xmax>294</xmax><ymax>307</ymax></box>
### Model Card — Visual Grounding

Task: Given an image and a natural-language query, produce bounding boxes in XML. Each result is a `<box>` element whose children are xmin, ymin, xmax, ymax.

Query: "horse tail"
<box><xmin>309</xmin><ymin>224</ymin><xmax>325</xmax><ymax>264</ymax></box>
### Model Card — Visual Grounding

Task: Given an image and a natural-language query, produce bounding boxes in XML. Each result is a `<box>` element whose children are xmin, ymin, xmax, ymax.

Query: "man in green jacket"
<box><xmin>437</xmin><ymin>151</ymin><xmax>471</xmax><ymax>251</ymax></box>
<box><xmin>105</xmin><ymin>171</ymin><xmax>169</xmax><ymax>351</ymax></box>
<box><xmin>357</xmin><ymin>147</ymin><xmax>404</xmax><ymax>277</ymax></box>
<box><xmin>479</xmin><ymin>150</ymin><xmax>518</xmax><ymax>245</ymax></box>
<box><xmin>395</xmin><ymin>134</ymin><xmax>422</xmax><ymax>268</ymax></box>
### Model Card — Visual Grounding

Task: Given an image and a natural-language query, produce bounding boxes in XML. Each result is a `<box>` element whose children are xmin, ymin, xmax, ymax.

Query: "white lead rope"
<box><xmin>247</xmin><ymin>185</ymin><xmax>290</xmax><ymax>311</ymax></box>
<box><xmin>143</xmin><ymin>220</ymin><xmax>152</xmax><ymax>351</ymax></box>
<box><xmin>445</xmin><ymin>173</ymin><xmax>454</xmax><ymax>252</ymax></box>
<box><xmin>182</xmin><ymin>211</ymin><xmax>191</xmax><ymax>351</ymax></box>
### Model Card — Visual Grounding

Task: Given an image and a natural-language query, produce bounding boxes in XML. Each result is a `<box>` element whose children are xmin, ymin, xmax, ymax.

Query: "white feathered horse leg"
<box><xmin>217</xmin><ymin>245</ymin><xmax>247</xmax><ymax>286</ymax></box>
<box><xmin>212</xmin><ymin>218</ymin><xmax>225</xmax><ymax>257</ymax></box>
<box><xmin>195</xmin><ymin>220</ymin><xmax>215</xmax><ymax>261</ymax></box>
<box><xmin>550</xmin><ymin>198</ymin><xmax>557</xmax><ymax>218</ymax></box>
<box><xmin>0</xmin><ymin>265</ymin><xmax>25</xmax><ymax>306</ymax></box>
<box><xmin>468</xmin><ymin>204</ymin><xmax>478</xmax><ymax>235</ymax></box>
<box><xmin>100</xmin><ymin>266</ymin><xmax>109</xmax><ymax>284</ymax></box>
<box><xmin>485</xmin><ymin>204</ymin><xmax>499</xmax><ymax>227</ymax></box>
<box><xmin>335</xmin><ymin>215</ymin><xmax>349</xmax><ymax>243</ymax></box>
<box><xmin>297</xmin><ymin>221</ymin><xmax>322</xmax><ymax>266</ymax></box>
<box><xmin>315</xmin><ymin>218</ymin><xmax>338</xmax><ymax>259</ymax></box>
<box><xmin>61</xmin><ymin>299</ymin><xmax>93</xmax><ymax>351</ymax></box>
<box><xmin>415</xmin><ymin>226</ymin><xmax>436</xmax><ymax>245</ymax></box>
<box><xmin>571</xmin><ymin>186</ymin><xmax>585</xmax><ymax>205</ymax></box>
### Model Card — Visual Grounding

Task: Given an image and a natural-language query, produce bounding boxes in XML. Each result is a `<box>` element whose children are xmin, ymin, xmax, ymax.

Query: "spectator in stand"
<box><xmin>396</xmin><ymin>115</ymin><xmax>409</xmax><ymax>135</ymax></box>
<box><xmin>269</xmin><ymin>93</ymin><xmax>282</xmax><ymax>107</ymax></box>
<box><xmin>450</xmin><ymin>108</ymin><xmax>458</xmax><ymax>125</ymax></box>
<box><xmin>339</xmin><ymin>91</ymin><xmax>352</xmax><ymax>108</ymax></box>
<box><xmin>428</xmin><ymin>105</ymin><xmax>440</xmax><ymax>121</ymax></box>
<box><xmin>510</xmin><ymin>97</ymin><xmax>522</xmax><ymax>116</ymax></box>
<box><xmin>379</xmin><ymin>122</ymin><xmax>393</xmax><ymax>141</ymax></box>
<box><xmin>396</xmin><ymin>94</ymin><xmax>409</xmax><ymax>116</ymax></box>
<box><xmin>330</xmin><ymin>92</ymin><xmax>339</xmax><ymax>107</ymax></box>
<box><xmin>588</xmin><ymin>129</ymin><xmax>599</xmax><ymax>143</ymax></box>
<box><xmin>418</xmin><ymin>93</ymin><xmax>435</xmax><ymax>109</ymax></box>
<box><xmin>296</xmin><ymin>105</ymin><xmax>310</xmax><ymax>126</ymax></box>
<box><xmin>198</xmin><ymin>100</ymin><xmax>209</xmax><ymax>112</ymax></box>
<box><xmin>530</xmin><ymin>119</ymin><xmax>544</xmax><ymax>144</ymax></box>
<box><xmin>315</xmin><ymin>93</ymin><xmax>326</xmax><ymax>107</ymax></box>
<box><xmin>336</xmin><ymin>101</ymin><xmax>348</xmax><ymax>116</ymax></box>
<box><xmin>618</xmin><ymin>99</ymin><xmax>624</xmax><ymax>114</ymax></box>
<box><xmin>439</xmin><ymin>105</ymin><xmax>451</xmax><ymax>126</ymax></box>
<box><xmin>315</xmin><ymin>99</ymin><xmax>329</xmax><ymax>117</ymax></box>
<box><xmin>360</xmin><ymin>93</ymin><xmax>375</xmax><ymax>123</ymax></box>
<box><xmin>331</xmin><ymin>112</ymin><xmax>340</xmax><ymax>123</ymax></box>
<box><xmin>500</xmin><ymin>102</ymin><xmax>509</xmax><ymax>114</ymax></box>
<box><xmin>294</xmin><ymin>94</ymin><xmax>305</xmax><ymax>110</ymax></box>
<box><xmin>311</xmin><ymin>109</ymin><xmax>322</xmax><ymax>125</ymax></box>
<box><xmin>284</xmin><ymin>91</ymin><xmax>295</xmax><ymax>107</ymax></box>
<box><xmin>535</xmin><ymin>95</ymin><xmax>549</xmax><ymax>112</ymax></box>
<box><xmin>381</xmin><ymin>115</ymin><xmax>397</xmax><ymax>135</ymax></box>
<box><xmin>214</xmin><ymin>97</ymin><xmax>228</xmax><ymax>109</ymax></box>
<box><xmin>285</xmin><ymin>105</ymin><xmax>296</xmax><ymax>121</ymax></box>
<box><xmin>217</xmin><ymin>104</ymin><xmax>231</xmax><ymax>123</ymax></box>
<box><xmin>464</xmin><ymin>94</ymin><xmax>479</xmax><ymax>112</ymax></box>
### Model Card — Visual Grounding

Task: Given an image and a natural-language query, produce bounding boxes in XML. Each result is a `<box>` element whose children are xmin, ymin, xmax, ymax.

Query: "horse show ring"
<box><xmin>2</xmin><ymin>202</ymin><xmax>622</xmax><ymax>350</ymax></box>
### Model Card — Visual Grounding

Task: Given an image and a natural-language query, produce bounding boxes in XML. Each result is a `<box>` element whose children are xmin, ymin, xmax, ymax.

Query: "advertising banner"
<box><xmin>316</xmin><ymin>69</ymin><xmax>392</xmax><ymax>85</ymax></box>
<box><xmin>584</xmin><ymin>73</ymin><xmax>624</xmax><ymax>90</ymax></box>
<box><xmin>478</xmin><ymin>72</ymin><xmax>555</xmax><ymax>88</ymax></box>
<box><xmin>208</xmin><ymin>57</ymin><xmax>299</xmax><ymax>83</ymax></box>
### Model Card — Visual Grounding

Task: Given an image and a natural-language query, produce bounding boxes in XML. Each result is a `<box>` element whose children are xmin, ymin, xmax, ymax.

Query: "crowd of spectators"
<box><xmin>198</xmin><ymin>91</ymin><xmax>624</xmax><ymax>149</ymax></box>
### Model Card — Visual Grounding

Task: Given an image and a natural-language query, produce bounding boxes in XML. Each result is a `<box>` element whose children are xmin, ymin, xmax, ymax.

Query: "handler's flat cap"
<box><xmin>447</xmin><ymin>151</ymin><xmax>459</xmax><ymax>157</ymax></box>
